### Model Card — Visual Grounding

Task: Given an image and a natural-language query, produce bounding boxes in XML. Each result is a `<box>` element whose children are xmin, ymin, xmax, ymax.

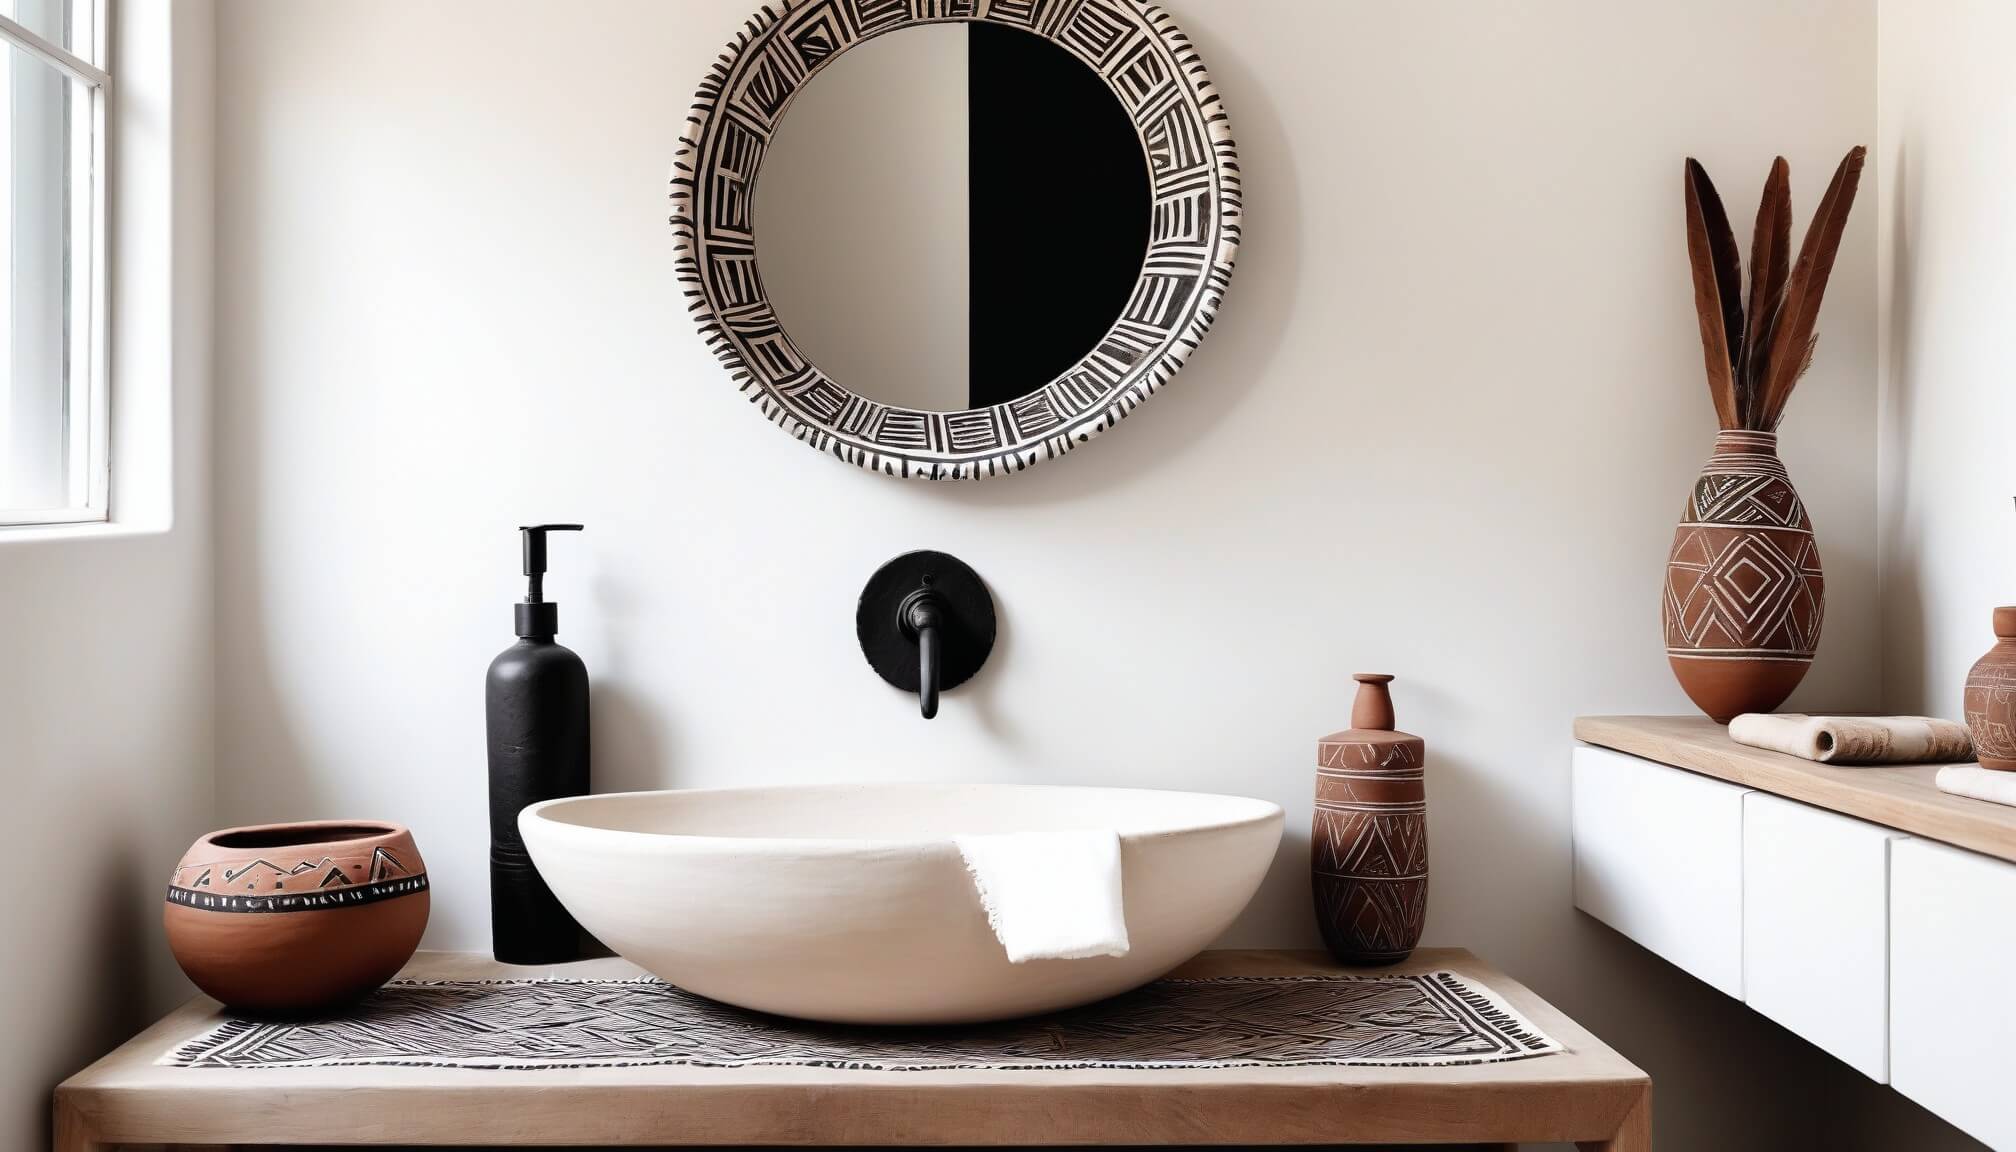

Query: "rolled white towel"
<box><xmin>1729</xmin><ymin>714</ymin><xmax>1975</xmax><ymax>765</ymax></box>
<box><xmin>953</xmin><ymin>829</ymin><xmax>1130</xmax><ymax>963</ymax></box>
<box><xmin>1937</xmin><ymin>764</ymin><xmax>2016</xmax><ymax>807</ymax></box>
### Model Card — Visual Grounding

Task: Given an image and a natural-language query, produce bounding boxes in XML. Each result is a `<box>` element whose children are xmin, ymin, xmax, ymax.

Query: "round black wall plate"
<box><xmin>857</xmin><ymin>551</ymin><xmax>996</xmax><ymax>697</ymax></box>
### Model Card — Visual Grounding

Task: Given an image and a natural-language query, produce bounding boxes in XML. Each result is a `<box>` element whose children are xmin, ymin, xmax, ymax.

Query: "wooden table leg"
<box><xmin>1577</xmin><ymin>1083</ymin><xmax>1651</xmax><ymax>1151</ymax></box>
<box><xmin>51</xmin><ymin>1098</ymin><xmax>102</xmax><ymax>1152</ymax></box>
<box><xmin>48</xmin><ymin>1098</ymin><xmax>202</xmax><ymax>1152</ymax></box>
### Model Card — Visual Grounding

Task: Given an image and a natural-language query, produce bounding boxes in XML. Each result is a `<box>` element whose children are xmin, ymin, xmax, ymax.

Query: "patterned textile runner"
<box><xmin>165</xmin><ymin>972</ymin><xmax>1562</xmax><ymax>1071</ymax></box>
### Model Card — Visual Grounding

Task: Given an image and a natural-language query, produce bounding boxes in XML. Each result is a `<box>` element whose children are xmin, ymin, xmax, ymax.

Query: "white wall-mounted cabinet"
<box><xmin>1574</xmin><ymin>724</ymin><xmax>2016</xmax><ymax>1150</ymax></box>
<box><xmin>1890</xmin><ymin>838</ymin><xmax>2016</xmax><ymax>1151</ymax></box>
<box><xmin>1741</xmin><ymin>793</ymin><xmax>1903</xmax><ymax>1082</ymax></box>
<box><xmin>1571</xmin><ymin>745</ymin><xmax>1749</xmax><ymax>998</ymax></box>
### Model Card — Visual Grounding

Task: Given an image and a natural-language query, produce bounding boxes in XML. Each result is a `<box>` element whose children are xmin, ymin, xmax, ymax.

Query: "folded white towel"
<box><xmin>953</xmin><ymin>829</ymin><xmax>1130</xmax><ymax>963</ymax></box>
<box><xmin>1937</xmin><ymin>764</ymin><xmax>2016</xmax><ymax>807</ymax></box>
<box><xmin>1729</xmin><ymin>713</ymin><xmax>1976</xmax><ymax>764</ymax></box>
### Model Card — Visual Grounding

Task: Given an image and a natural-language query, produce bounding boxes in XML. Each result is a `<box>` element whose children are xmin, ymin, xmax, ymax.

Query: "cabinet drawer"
<box><xmin>1742</xmin><ymin>793</ymin><xmax>1902</xmax><ymax>1082</ymax></box>
<box><xmin>1891</xmin><ymin>838</ymin><xmax>2016</xmax><ymax>1150</ymax></box>
<box><xmin>1572</xmin><ymin>745</ymin><xmax>1749</xmax><ymax>997</ymax></box>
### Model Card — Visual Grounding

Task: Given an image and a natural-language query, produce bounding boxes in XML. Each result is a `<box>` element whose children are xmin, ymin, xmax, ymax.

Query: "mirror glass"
<box><xmin>756</xmin><ymin>23</ymin><xmax>1150</xmax><ymax>413</ymax></box>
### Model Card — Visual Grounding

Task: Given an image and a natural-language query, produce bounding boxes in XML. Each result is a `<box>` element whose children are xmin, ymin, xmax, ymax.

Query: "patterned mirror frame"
<box><xmin>670</xmin><ymin>0</ymin><xmax>1241</xmax><ymax>480</ymax></box>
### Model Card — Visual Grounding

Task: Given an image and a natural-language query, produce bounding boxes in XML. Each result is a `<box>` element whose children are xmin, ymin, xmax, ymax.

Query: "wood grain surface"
<box><xmin>1576</xmin><ymin>714</ymin><xmax>2016</xmax><ymax>863</ymax></box>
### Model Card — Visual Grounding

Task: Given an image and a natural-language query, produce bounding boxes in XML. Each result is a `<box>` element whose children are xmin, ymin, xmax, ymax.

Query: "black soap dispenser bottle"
<box><xmin>486</xmin><ymin>523</ymin><xmax>590</xmax><ymax>964</ymax></box>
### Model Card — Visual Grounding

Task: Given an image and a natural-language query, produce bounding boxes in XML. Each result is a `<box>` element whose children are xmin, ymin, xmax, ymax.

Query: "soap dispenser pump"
<box><xmin>486</xmin><ymin>523</ymin><xmax>589</xmax><ymax>964</ymax></box>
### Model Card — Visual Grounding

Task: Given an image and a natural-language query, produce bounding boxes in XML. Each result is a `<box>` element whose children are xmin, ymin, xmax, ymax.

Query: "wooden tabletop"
<box><xmin>1576</xmin><ymin>714</ymin><xmax>2016</xmax><ymax>864</ymax></box>
<box><xmin>56</xmin><ymin>948</ymin><xmax>1649</xmax><ymax>1150</ymax></box>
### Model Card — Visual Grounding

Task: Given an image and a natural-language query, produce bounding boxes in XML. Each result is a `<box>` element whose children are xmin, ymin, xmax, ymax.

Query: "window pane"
<box><xmin>0</xmin><ymin>0</ymin><xmax>73</xmax><ymax>53</ymax></box>
<box><xmin>0</xmin><ymin>37</ymin><xmax>86</xmax><ymax>512</ymax></box>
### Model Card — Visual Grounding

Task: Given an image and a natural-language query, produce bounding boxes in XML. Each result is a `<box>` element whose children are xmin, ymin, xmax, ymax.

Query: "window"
<box><xmin>0</xmin><ymin>0</ymin><xmax>104</xmax><ymax>526</ymax></box>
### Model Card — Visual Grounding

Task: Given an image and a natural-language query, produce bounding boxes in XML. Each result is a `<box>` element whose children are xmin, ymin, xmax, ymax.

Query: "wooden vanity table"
<box><xmin>55</xmin><ymin>948</ymin><xmax>1649</xmax><ymax>1151</ymax></box>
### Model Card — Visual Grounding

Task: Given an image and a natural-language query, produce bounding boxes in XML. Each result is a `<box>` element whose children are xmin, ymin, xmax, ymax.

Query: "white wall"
<box><xmin>212</xmin><ymin>3</ymin><xmax>1894</xmax><ymax>1147</ymax></box>
<box><xmin>0</xmin><ymin>2</ymin><xmax>214</xmax><ymax>1148</ymax></box>
<box><xmin>1877</xmin><ymin>0</ymin><xmax>2016</xmax><ymax>718</ymax></box>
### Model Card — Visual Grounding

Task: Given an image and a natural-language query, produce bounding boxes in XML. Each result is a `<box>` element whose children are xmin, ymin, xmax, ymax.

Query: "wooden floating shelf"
<box><xmin>1575</xmin><ymin>714</ymin><xmax>2016</xmax><ymax>863</ymax></box>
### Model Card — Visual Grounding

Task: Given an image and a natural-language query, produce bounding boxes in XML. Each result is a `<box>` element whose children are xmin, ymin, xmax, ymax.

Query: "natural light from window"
<box><xmin>0</xmin><ymin>0</ymin><xmax>104</xmax><ymax>526</ymax></box>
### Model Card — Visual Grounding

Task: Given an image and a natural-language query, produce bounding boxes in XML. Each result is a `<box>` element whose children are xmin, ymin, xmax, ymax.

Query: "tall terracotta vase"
<box><xmin>1965</xmin><ymin>607</ymin><xmax>2016</xmax><ymax>770</ymax></box>
<box><xmin>1312</xmin><ymin>674</ymin><xmax>1427</xmax><ymax>965</ymax></box>
<box><xmin>1663</xmin><ymin>429</ymin><xmax>1825</xmax><ymax>722</ymax></box>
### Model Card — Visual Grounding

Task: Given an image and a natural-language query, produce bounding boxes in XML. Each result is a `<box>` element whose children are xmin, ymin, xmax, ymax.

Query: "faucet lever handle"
<box><xmin>901</xmin><ymin>590</ymin><xmax>943</xmax><ymax>720</ymax></box>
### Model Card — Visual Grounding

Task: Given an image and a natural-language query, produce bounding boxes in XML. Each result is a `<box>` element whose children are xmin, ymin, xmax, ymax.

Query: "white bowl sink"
<box><xmin>520</xmin><ymin>783</ymin><xmax>1283</xmax><ymax>1024</ymax></box>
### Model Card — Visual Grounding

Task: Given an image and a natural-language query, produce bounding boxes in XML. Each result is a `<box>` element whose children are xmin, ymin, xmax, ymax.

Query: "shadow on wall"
<box><xmin>951</xmin><ymin>592</ymin><xmax>1022</xmax><ymax>752</ymax></box>
<box><xmin>589</xmin><ymin>683</ymin><xmax>674</xmax><ymax>797</ymax></box>
<box><xmin>79</xmin><ymin>835</ymin><xmax>153</xmax><ymax>1056</ymax></box>
<box><xmin>1879</xmin><ymin>139</ymin><xmax>1929</xmax><ymax>711</ymax></box>
<box><xmin>27</xmin><ymin>832</ymin><xmax>156</xmax><ymax>1149</ymax></box>
<box><xmin>1227</xmin><ymin>821</ymin><xmax>1315</xmax><ymax>948</ymax></box>
<box><xmin>583</xmin><ymin>554</ymin><xmax>679</xmax><ymax>798</ymax></box>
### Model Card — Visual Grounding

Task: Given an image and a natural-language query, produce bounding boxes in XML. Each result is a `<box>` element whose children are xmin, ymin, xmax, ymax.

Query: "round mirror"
<box><xmin>672</xmin><ymin>1</ymin><xmax>1239</xmax><ymax>479</ymax></box>
<box><xmin>755</xmin><ymin>23</ymin><xmax>1150</xmax><ymax>414</ymax></box>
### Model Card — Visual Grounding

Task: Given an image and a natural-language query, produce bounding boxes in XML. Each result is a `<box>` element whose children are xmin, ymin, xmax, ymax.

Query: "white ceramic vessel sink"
<box><xmin>521</xmin><ymin>783</ymin><xmax>1283</xmax><ymax>1024</ymax></box>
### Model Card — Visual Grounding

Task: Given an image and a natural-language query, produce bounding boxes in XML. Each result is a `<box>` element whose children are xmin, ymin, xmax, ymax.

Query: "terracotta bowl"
<box><xmin>163</xmin><ymin>820</ymin><xmax>430</xmax><ymax>1014</ymax></box>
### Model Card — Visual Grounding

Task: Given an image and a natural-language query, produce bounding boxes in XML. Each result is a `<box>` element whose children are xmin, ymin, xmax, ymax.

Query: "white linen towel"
<box><xmin>1728</xmin><ymin>713</ymin><xmax>1975</xmax><ymax>764</ymax></box>
<box><xmin>1937</xmin><ymin>764</ymin><xmax>2016</xmax><ymax>807</ymax></box>
<box><xmin>953</xmin><ymin>829</ymin><xmax>1130</xmax><ymax>963</ymax></box>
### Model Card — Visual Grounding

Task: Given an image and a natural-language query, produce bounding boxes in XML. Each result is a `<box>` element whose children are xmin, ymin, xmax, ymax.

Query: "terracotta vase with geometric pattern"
<box><xmin>1312</xmin><ymin>674</ymin><xmax>1427</xmax><ymax>966</ymax></box>
<box><xmin>164</xmin><ymin>820</ymin><xmax>430</xmax><ymax>1014</ymax></box>
<box><xmin>1663</xmin><ymin>430</ymin><xmax>1826</xmax><ymax>722</ymax></box>
<box><xmin>1965</xmin><ymin>607</ymin><xmax>2016</xmax><ymax>770</ymax></box>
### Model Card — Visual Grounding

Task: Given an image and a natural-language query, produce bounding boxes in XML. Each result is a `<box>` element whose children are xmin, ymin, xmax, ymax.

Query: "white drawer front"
<box><xmin>1891</xmin><ymin>838</ymin><xmax>2016</xmax><ymax>1150</ymax></box>
<box><xmin>1572</xmin><ymin>745</ymin><xmax>1749</xmax><ymax>998</ymax></box>
<box><xmin>1742</xmin><ymin>793</ymin><xmax>1902</xmax><ymax>1082</ymax></box>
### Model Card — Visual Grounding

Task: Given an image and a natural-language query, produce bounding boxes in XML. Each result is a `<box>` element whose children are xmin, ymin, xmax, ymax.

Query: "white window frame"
<box><xmin>0</xmin><ymin>0</ymin><xmax>108</xmax><ymax>526</ymax></box>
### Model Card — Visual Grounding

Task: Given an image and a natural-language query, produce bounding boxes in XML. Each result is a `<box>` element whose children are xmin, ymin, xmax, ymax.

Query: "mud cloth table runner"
<box><xmin>61</xmin><ymin>950</ymin><xmax>1653</xmax><ymax>1149</ymax></box>
<box><xmin>166</xmin><ymin>970</ymin><xmax>1561</xmax><ymax>1071</ymax></box>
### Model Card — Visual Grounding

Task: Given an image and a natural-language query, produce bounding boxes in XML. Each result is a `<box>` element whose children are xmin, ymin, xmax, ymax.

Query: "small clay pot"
<box><xmin>1312</xmin><ymin>674</ymin><xmax>1427</xmax><ymax>965</ymax></box>
<box><xmin>1663</xmin><ymin>430</ymin><xmax>1826</xmax><ymax>722</ymax></box>
<box><xmin>163</xmin><ymin>820</ymin><xmax>429</xmax><ymax>1013</ymax></box>
<box><xmin>1965</xmin><ymin>608</ymin><xmax>2016</xmax><ymax>771</ymax></box>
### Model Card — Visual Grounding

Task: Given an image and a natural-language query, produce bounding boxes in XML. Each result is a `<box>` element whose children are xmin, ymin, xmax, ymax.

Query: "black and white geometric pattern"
<box><xmin>669</xmin><ymin>0</ymin><xmax>1241</xmax><ymax>479</ymax></box>
<box><xmin>165</xmin><ymin>973</ymin><xmax>1559</xmax><ymax>1070</ymax></box>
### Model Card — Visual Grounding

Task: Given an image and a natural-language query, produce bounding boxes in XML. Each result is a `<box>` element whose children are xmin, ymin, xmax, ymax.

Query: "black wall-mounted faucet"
<box><xmin>858</xmin><ymin>551</ymin><xmax>995</xmax><ymax>720</ymax></box>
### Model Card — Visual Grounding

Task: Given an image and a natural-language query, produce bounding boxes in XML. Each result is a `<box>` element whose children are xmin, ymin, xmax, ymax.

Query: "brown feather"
<box><xmin>1758</xmin><ymin>145</ymin><xmax>1866</xmax><ymax>429</ymax></box>
<box><xmin>1683</xmin><ymin>158</ymin><xmax>1744</xmax><ymax>429</ymax></box>
<box><xmin>1767</xmin><ymin>334</ymin><xmax>1821</xmax><ymax>431</ymax></box>
<box><xmin>1741</xmin><ymin>157</ymin><xmax>1793</xmax><ymax>426</ymax></box>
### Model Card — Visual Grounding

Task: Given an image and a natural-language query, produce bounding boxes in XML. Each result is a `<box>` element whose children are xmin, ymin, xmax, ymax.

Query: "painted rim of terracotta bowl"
<box><xmin>169</xmin><ymin>820</ymin><xmax>428</xmax><ymax>913</ymax></box>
